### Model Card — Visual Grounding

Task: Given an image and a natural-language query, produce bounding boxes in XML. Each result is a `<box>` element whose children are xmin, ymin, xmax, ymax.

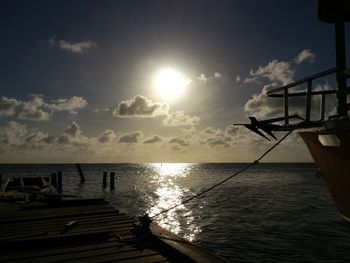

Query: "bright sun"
<box><xmin>154</xmin><ymin>68</ymin><xmax>188</xmax><ymax>101</ymax></box>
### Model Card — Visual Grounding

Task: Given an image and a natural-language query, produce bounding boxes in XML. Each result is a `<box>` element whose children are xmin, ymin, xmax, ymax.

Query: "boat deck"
<box><xmin>0</xmin><ymin>199</ymin><xmax>228</xmax><ymax>263</ymax></box>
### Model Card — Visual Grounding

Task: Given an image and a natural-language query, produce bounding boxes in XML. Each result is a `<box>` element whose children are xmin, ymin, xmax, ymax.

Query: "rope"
<box><xmin>150</xmin><ymin>129</ymin><xmax>293</xmax><ymax>219</ymax></box>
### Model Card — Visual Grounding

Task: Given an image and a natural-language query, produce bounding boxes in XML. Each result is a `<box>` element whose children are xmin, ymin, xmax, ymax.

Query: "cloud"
<box><xmin>200</xmin><ymin>127</ymin><xmax>223</xmax><ymax>137</ymax></box>
<box><xmin>15</xmin><ymin>97</ymin><xmax>50</xmax><ymax>121</ymax></box>
<box><xmin>243</xmin><ymin>50</ymin><xmax>336</xmax><ymax>120</ymax></box>
<box><xmin>0</xmin><ymin>121</ymin><xmax>28</xmax><ymax>146</ymax></box>
<box><xmin>214</xmin><ymin>72</ymin><xmax>222</xmax><ymax>78</ymax></box>
<box><xmin>49</xmin><ymin>37</ymin><xmax>97</xmax><ymax>53</ymax></box>
<box><xmin>118</xmin><ymin>131</ymin><xmax>143</xmax><ymax>143</ymax></box>
<box><xmin>0</xmin><ymin>97</ymin><xmax>19</xmax><ymax>116</ymax></box>
<box><xmin>198</xmin><ymin>127</ymin><xmax>231</xmax><ymax>148</ymax></box>
<box><xmin>245</xmin><ymin>49</ymin><xmax>316</xmax><ymax>85</ymax></box>
<box><xmin>47</xmin><ymin>96</ymin><xmax>87</xmax><ymax>114</ymax></box>
<box><xmin>144</xmin><ymin>135</ymin><xmax>163</xmax><ymax>144</ymax></box>
<box><xmin>0</xmin><ymin>119</ymin><xmax>311</xmax><ymax>163</ymax></box>
<box><xmin>246</xmin><ymin>60</ymin><xmax>294</xmax><ymax>85</ymax></box>
<box><xmin>168</xmin><ymin>136</ymin><xmax>190</xmax><ymax>146</ymax></box>
<box><xmin>64</xmin><ymin>121</ymin><xmax>81</xmax><ymax>138</ymax></box>
<box><xmin>113</xmin><ymin>95</ymin><xmax>169</xmax><ymax>118</ymax></box>
<box><xmin>162</xmin><ymin>111</ymin><xmax>200</xmax><ymax>127</ymax></box>
<box><xmin>294</xmin><ymin>49</ymin><xmax>315</xmax><ymax>64</ymax></box>
<box><xmin>0</xmin><ymin>96</ymin><xmax>87</xmax><ymax>121</ymax></box>
<box><xmin>196</xmin><ymin>72</ymin><xmax>222</xmax><ymax>82</ymax></box>
<box><xmin>98</xmin><ymin>130</ymin><xmax>117</xmax><ymax>143</ymax></box>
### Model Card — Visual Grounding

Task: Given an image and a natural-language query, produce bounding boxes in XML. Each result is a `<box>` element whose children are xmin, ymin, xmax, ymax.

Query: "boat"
<box><xmin>0</xmin><ymin>174</ymin><xmax>60</xmax><ymax>202</ymax></box>
<box><xmin>238</xmin><ymin>0</ymin><xmax>350</xmax><ymax>221</ymax></box>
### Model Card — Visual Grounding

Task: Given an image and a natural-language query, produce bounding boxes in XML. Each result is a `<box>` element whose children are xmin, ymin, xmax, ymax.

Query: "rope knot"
<box><xmin>132</xmin><ymin>213</ymin><xmax>153</xmax><ymax>238</ymax></box>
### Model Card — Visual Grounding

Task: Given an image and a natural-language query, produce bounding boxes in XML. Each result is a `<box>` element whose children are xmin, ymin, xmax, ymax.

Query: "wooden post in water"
<box><xmin>0</xmin><ymin>173</ymin><xmax>2</xmax><ymax>188</ymax></box>
<box><xmin>110</xmin><ymin>172</ymin><xmax>115</xmax><ymax>190</ymax></box>
<box><xmin>102</xmin><ymin>172</ymin><xmax>107</xmax><ymax>188</ymax></box>
<box><xmin>76</xmin><ymin>163</ymin><xmax>86</xmax><ymax>183</ymax></box>
<box><xmin>51</xmin><ymin>173</ymin><xmax>57</xmax><ymax>188</ymax></box>
<box><xmin>57</xmin><ymin>171</ymin><xmax>63</xmax><ymax>192</ymax></box>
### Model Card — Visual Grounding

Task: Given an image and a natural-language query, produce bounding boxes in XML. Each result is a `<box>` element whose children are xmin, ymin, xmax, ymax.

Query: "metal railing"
<box><xmin>266</xmin><ymin>68</ymin><xmax>338</xmax><ymax>125</ymax></box>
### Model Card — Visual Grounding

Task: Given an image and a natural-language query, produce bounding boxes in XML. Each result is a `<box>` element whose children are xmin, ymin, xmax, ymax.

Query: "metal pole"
<box><xmin>335</xmin><ymin>7</ymin><xmax>347</xmax><ymax>115</ymax></box>
<box><xmin>321</xmin><ymin>93</ymin><xmax>326</xmax><ymax>120</ymax></box>
<box><xmin>57</xmin><ymin>171</ymin><xmax>63</xmax><ymax>193</ymax></box>
<box><xmin>284</xmin><ymin>89</ymin><xmax>289</xmax><ymax>125</ymax></box>
<box><xmin>306</xmin><ymin>80</ymin><xmax>312</xmax><ymax>121</ymax></box>
<box><xmin>110</xmin><ymin>172</ymin><xmax>115</xmax><ymax>190</ymax></box>
<box><xmin>102</xmin><ymin>172</ymin><xmax>107</xmax><ymax>188</ymax></box>
<box><xmin>51</xmin><ymin>173</ymin><xmax>57</xmax><ymax>188</ymax></box>
<box><xmin>76</xmin><ymin>163</ymin><xmax>86</xmax><ymax>183</ymax></box>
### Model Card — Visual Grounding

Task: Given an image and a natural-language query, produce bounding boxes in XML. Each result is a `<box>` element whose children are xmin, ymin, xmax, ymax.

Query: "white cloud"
<box><xmin>0</xmin><ymin>121</ymin><xmax>28</xmax><ymax>146</ymax></box>
<box><xmin>196</xmin><ymin>72</ymin><xmax>222</xmax><ymax>82</ymax></box>
<box><xmin>168</xmin><ymin>136</ymin><xmax>190</xmax><ymax>147</ymax></box>
<box><xmin>143</xmin><ymin>135</ymin><xmax>163</xmax><ymax>144</ymax></box>
<box><xmin>0</xmin><ymin>96</ymin><xmax>88</xmax><ymax>121</ymax></box>
<box><xmin>247</xmin><ymin>60</ymin><xmax>294</xmax><ymax>85</ymax></box>
<box><xmin>0</xmin><ymin>119</ymin><xmax>311</xmax><ymax>163</ymax></box>
<box><xmin>294</xmin><ymin>49</ymin><xmax>315</xmax><ymax>64</ymax></box>
<box><xmin>17</xmin><ymin>97</ymin><xmax>50</xmax><ymax>121</ymax></box>
<box><xmin>162</xmin><ymin>111</ymin><xmax>200</xmax><ymax>127</ymax></box>
<box><xmin>118</xmin><ymin>131</ymin><xmax>143</xmax><ymax>143</ymax></box>
<box><xmin>64</xmin><ymin>121</ymin><xmax>81</xmax><ymax>138</ymax></box>
<box><xmin>113</xmin><ymin>95</ymin><xmax>169</xmax><ymax>118</ymax></box>
<box><xmin>199</xmin><ymin>127</ymin><xmax>231</xmax><ymax>148</ymax></box>
<box><xmin>0</xmin><ymin>97</ymin><xmax>19</xmax><ymax>116</ymax></box>
<box><xmin>214</xmin><ymin>72</ymin><xmax>222</xmax><ymax>78</ymax></box>
<box><xmin>49</xmin><ymin>37</ymin><xmax>98</xmax><ymax>54</ymax></box>
<box><xmin>47</xmin><ymin>96</ymin><xmax>87</xmax><ymax>114</ymax></box>
<box><xmin>243</xmin><ymin>50</ymin><xmax>336</xmax><ymax>120</ymax></box>
<box><xmin>98</xmin><ymin>130</ymin><xmax>117</xmax><ymax>143</ymax></box>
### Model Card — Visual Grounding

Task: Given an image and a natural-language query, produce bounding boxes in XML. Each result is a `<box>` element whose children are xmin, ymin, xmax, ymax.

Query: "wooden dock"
<box><xmin>0</xmin><ymin>199</ymin><xmax>229</xmax><ymax>263</ymax></box>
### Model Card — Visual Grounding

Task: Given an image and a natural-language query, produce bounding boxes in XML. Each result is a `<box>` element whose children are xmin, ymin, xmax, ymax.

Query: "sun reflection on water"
<box><xmin>148</xmin><ymin>163</ymin><xmax>201</xmax><ymax>241</ymax></box>
<box><xmin>153</xmin><ymin>163</ymin><xmax>189</xmax><ymax>177</ymax></box>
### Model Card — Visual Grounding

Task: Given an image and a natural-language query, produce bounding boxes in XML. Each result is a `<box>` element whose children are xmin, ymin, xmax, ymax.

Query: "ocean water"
<box><xmin>1</xmin><ymin>163</ymin><xmax>350</xmax><ymax>262</ymax></box>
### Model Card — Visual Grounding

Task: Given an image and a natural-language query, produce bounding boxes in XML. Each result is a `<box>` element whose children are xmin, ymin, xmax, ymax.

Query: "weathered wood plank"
<box><xmin>0</xmin><ymin>201</ymin><xmax>228</xmax><ymax>263</ymax></box>
<box><xmin>64</xmin><ymin>249</ymin><xmax>160</xmax><ymax>263</ymax></box>
<box><xmin>0</xmin><ymin>212</ymin><xmax>131</xmax><ymax>231</ymax></box>
<box><xmin>0</xmin><ymin>207</ymin><xmax>119</xmax><ymax>224</ymax></box>
<box><xmin>21</xmin><ymin>244</ymin><xmax>143</xmax><ymax>263</ymax></box>
<box><xmin>0</xmin><ymin>240</ymin><xmax>125</xmax><ymax>260</ymax></box>
<box><xmin>0</xmin><ymin>216</ymin><xmax>136</xmax><ymax>237</ymax></box>
<box><xmin>114</xmin><ymin>254</ymin><xmax>170</xmax><ymax>263</ymax></box>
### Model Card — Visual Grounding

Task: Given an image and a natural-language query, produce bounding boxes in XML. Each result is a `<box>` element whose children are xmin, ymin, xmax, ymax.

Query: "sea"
<box><xmin>1</xmin><ymin>163</ymin><xmax>350</xmax><ymax>262</ymax></box>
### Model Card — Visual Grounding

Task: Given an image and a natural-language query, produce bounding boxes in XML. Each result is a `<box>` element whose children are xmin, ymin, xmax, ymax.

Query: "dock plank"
<box><xmin>0</xmin><ymin>200</ymin><xmax>229</xmax><ymax>263</ymax></box>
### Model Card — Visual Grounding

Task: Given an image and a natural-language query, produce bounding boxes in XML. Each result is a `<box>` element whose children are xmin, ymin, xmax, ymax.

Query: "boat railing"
<box><xmin>266</xmin><ymin>67</ymin><xmax>343</xmax><ymax>126</ymax></box>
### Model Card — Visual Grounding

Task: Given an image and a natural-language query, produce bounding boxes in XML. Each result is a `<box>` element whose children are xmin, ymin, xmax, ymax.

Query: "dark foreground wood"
<box><xmin>0</xmin><ymin>200</ymin><xmax>229</xmax><ymax>263</ymax></box>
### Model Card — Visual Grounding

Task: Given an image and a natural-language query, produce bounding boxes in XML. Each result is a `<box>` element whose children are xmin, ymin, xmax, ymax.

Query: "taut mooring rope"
<box><xmin>150</xmin><ymin>129</ymin><xmax>293</xmax><ymax>219</ymax></box>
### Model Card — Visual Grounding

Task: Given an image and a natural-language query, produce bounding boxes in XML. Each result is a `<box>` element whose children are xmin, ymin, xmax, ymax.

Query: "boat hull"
<box><xmin>297</xmin><ymin>117</ymin><xmax>350</xmax><ymax>220</ymax></box>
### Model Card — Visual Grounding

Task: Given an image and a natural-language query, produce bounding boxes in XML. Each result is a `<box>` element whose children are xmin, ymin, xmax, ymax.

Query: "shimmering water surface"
<box><xmin>1</xmin><ymin>163</ymin><xmax>350</xmax><ymax>262</ymax></box>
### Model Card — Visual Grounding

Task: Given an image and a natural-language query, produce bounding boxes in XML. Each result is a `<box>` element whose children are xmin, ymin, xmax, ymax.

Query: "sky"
<box><xmin>0</xmin><ymin>0</ymin><xmax>348</xmax><ymax>163</ymax></box>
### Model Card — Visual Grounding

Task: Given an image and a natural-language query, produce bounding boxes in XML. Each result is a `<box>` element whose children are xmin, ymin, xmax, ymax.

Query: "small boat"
<box><xmin>0</xmin><ymin>175</ymin><xmax>59</xmax><ymax>202</ymax></box>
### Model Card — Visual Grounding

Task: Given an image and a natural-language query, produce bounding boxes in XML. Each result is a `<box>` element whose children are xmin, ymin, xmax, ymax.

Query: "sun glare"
<box><xmin>154</xmin><ymin>68</ymin><xmax>188</xmax><ymax>101</ymax></box>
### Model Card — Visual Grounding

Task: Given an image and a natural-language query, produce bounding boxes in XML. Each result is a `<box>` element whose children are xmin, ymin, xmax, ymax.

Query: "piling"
<box><xmin>76</xmin><ymin>163</ymin><xmax>86</xmax><ymax>183</ymax></box>
<box><xmin>110</xmin><ymin>172</ymin><xmax>115</xmax><ymax>190</ymax></box>
<box><xmin>51</xmin><ymin>173</ymin><xmax>57</xmax><ymax>188</ymax></box>
<box><xmin>102</xmin><ymin>172</ymin><xmax>107</xmax><ymax>188</ymax></box>
<box><xmin>57</xmin><ymin>171</ymin><xmax>63</xmax><ymax>192</ymax></box>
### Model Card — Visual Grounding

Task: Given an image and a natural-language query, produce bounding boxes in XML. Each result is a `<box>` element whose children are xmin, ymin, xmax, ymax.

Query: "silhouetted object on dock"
<box><xmin>57</xmin><ymin>171</ymin><xmax>63</xmax><ymax>193</ymax></box>
<box><xmin>75</xmin><ymin>163</ymin><xmax>86</xmax><ymax>183</ymax></box>
<box><xmin>102</xmin><ymin>172</ymin><xmax>108</xmax><ymax>188</ymax></box>
<box><xmin>50</xmin><ymin>173</ymin><xmax>57</xmax><ymax>188</ymax></box>
<box><xmin>110</xmin><ymin>172</ymin><xmax>115</xmax><ymax>190</ymax></box>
